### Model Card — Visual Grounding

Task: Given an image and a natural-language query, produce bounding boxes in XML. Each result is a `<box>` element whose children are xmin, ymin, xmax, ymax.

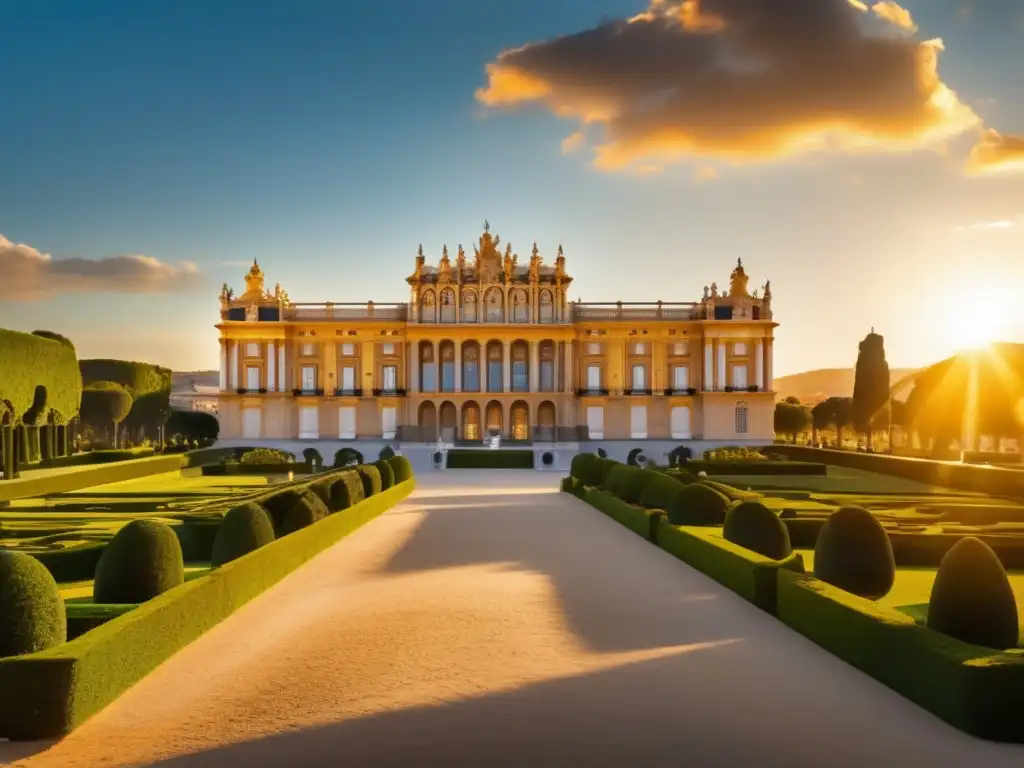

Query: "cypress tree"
<box><xmin>852</xmin><ymin>329</ymin><xmax>890</xmax><ymax>448</ymax></box>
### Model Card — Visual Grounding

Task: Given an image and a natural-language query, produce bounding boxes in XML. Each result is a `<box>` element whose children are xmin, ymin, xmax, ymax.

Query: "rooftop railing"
<box><xmin>570</xmin><ymin>302</ymin><xmax>701</xmax><ymax>321</ymax></box>
<box><xmin>283</xmin><ymin>303</ymin><xmax>408</xmax><ymax>321</ymax></box>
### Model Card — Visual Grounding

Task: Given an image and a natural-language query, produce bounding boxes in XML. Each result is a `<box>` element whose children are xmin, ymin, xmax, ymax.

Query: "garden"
<box><xmin>0</xmin><ymin>448</ymin><xmax>416</xmax><ymax>740</ymax></box>
<box><xmin>565</xmin><ymin>446</ymin><xmax>1024</xmax><ymax>742</ymax></box>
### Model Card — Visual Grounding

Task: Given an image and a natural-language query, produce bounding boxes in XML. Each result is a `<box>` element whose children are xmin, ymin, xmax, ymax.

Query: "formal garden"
<box><xmin>565</xmin><ymin>446</ymin><xmax>1024</xmax><ymax>743</ymax></box>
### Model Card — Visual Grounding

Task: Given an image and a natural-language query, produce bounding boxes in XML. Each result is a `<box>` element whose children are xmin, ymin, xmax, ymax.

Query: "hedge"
<box><xmin>584</xmin><ymin>488</ymin><xmax>664</xmax><ymax>542</ymax></box>
<box><xmin>768</xmin><ymin>445</ymin><xmax>1024</xmax><ymax>498</ymax></box>
<box><xmin>0</xmin><ymin>328</ymin><xmax>82</xmax><ymax>424</ymax></box>
<box><xmin>39</xmin><ymin>449</ymin><xmax>156</xmax><ymax>468</ymax></box>
<box><xmin>0</xmin><ymin>478</ymin><xmax>416</xmax><ymax>740</ymax></box>
<box><xmin>78</xmin><ymin>359</ymin><xmax>171</xmax><ymax>398</ymax></box>
<box><xmin>657</xmin><ymin>522</ymin><xmax>805</xmax><ymax>615</ymax></box>
<box><xmin>0</xmin><ymin>453</ymin><xmax>188</xmax><ymax>503</ymax></box>
<box><xmin>446</xmin><ymin>449</ymin><xmax>534</xmax><ymax>469</ymax></box>
<box><xmin>776</xmin><ymin>570</ymin><xmax>1024</xmax><ymax>742</ymax></box>
<box><xmin>684</xmin><ymin>460</ymin><xmax>827</xmax><ymax>476</ymax></box>
<box><xmin>200</xmin><ymin>462</ymin><xmax>312</xmax><ymax>476</ymax></box>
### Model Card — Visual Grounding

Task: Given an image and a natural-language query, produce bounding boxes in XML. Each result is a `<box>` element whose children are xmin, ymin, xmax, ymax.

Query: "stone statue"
<box><xmin>529</xmin><ymin>242</ymin><xmax>541</xmax><ymax>282</ymax></box>
<box><xmin>503</xmin><ymin>244</ymin><xmax>517</xmax><ymax>283</ymax></box>
<box><xmin>703</xmin><ymin>285</ymin><xmax>710</xmax><ymax>300</ymax></box>
<box><xmin>245</xmin><ymin>304</ymin><xmax>258</xmax><ymax>322</ymax></box>
<box><xmin>729</xmin><ymin>258</ymin><xmax>750</xmax><ymax>298</ymax></box>
<box><xmin>456</xmin><ymin>244</ymin><xmax>466</xmax><ymax>281</ymax></box>
<box><xmin>710</xmin><ymin>282</ymin><xmax>719</xmax><ymax>298</ymax></box>
<box><xmin>439</xmin><ymin>245</ymin><xmax>452</xmax><ymax>282</ymax></box>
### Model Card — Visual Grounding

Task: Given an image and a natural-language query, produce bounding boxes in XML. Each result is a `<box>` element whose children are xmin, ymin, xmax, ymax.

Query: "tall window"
<box><xmin>246</xmin><ymin>342</ymin><xmax>260</xmax><ymax>358</ymax></box>
<box><xmin>540</xmin><ymin>343</ymin><xmax>554</xmax><ymax>391</ymax></box>
<box><xmin>735</xmin><ymin>403</ymin><xmax>749</xmax><ymax>435</ymax></box>
<box><xmin>673</xmin><ymin>365</ymin><xmax>689</xmax><ymax>391</ymax></box>
<box><xmin>463</xmin><ymin>291</ymin><xmax>478</xmax><ymax>322</ymax></box>
<box><xmin>732</xmin><ymin>365</ymin><xmax>748</xmax><ymax>389</ymax></box>
<box><xmin>539</xmin><ymin>290</ymin><xmax>553</xmax><ymax>323</ymax></box>
<box><xmin>511</xmin><ymin>344</ymin><xmax>528</xmax><ymax>392</ymax></box>
<box><xmin>420</xmin><ymin>346</ymin><xmax>436</xmax><ymax>393</ymax></box>
<box><xmin>631</xmin><ymin>365</ymin><xmax>646</xmax><ymax>391</ymax></box>
<box><xmin>341</xmin><ymin>343</ymin><xmax>355</xmax><ymax>356</ymax></box>
<box><xmin>463</xmin><ymin>346</ymin><xmax>480</xmax><ymax>392</ymax></box>
<box><xmin>301</xmin><ymin>366</ymin><xmax>316</xmax><ymax>391</ymax></box>
<box><xmin>301</xmin><ymin>342</ymin><xmax>316</xmax><ymax>356</ymax></box>
<box><xmin>463</xmin><ymin>404</ymin><xmax>480</xmax><ymax>440</ymax></box>
<box><xmin>487</xmin><ymin>344</ymin><xmax>503</xmax><ymax>392</ymax></box>
<box><xmin>511</xmin><ymin>404</ymin><xmax>529</xmax><ymax>440</ymax></box>
<box><xmin>440</xmin><ymin>344</ymin><xmax>455</xmax><ymax>392</ymax></box>
<box><xmin>421</xmin><ymin>291</ymin><xmax>436</xmax><ymax>323</ymax></box>
<box><xmin>382</xmin><ymin>365</ymin><xmax>397</xmax><ymax>390</ymax></box>
<box><xmin>340</xmin><ymin>366</ymin><xmax>356</xmax><ymax>392</ymax></box>
<box><xmin>246</xmin><ymin>366</ymin><xmax>260</xmax><ymax>390</ymax></box>
<box><xmin>486</xmin><ymin>289</ymin><xmax>503</xmax><ymax>322</ymax></box>
<box><xmin>512</xmin><ymin>291</ymin><xmax>528</xmax><ymax>323</ymax></box>
<box><xmin>587</xmin><ymin>365</ymin><xmax>601</xmax><ymax>391</ymax></box>
<box><xmin>440</xmin><ymin>289</ymin><xmax>456</xmax><ymax>323</ymax></box>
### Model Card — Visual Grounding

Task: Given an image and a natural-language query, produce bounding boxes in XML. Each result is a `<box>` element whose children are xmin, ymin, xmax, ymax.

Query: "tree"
<box><xmin>166</xmin><ymin>410</ymin><xmax>219</xmax><ymax>445</ymax></box>
<box><xmin>812</xmin><ymin>396</ymin><xmax>854</xmax><ymax>448</ymax></box>
<box><xmin>31</xmin><ymin>330</ymin><xmax>75</xmax><ymax>351</ymax></box>
<box><xmin>123</xmin><ymin>390</ymin><xmax>171</xmax><ymax>443</ymax></box>
<box><xmin>783</xmin><ymin>395</ymin><xmax>801</xmax><ymax>405</ymax></box>
<box><xmin>852</xmin><ymin>329</ymin><xmax>890</xmax><ymax>448</ymax></box>
<box><xmin>774</xmin><ymin>401</ymin><xmax>811</xmax><ymax>443</ymax></box>
<box><xmin>79</xmin><ymin>382</ymin><xmax>133</xmax><ymax>449</ymax></box>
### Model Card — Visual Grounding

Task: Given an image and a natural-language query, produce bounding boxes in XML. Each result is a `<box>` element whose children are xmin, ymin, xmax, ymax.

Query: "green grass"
<box><xmin>711</xmin><ymin>465</ymin><xmax>976</xmax><ymax>495</ymax></box>
<box><xmin>59</xmin><ymin>564</ymin><xmax>212</xmax><ymax>602</ymax></box>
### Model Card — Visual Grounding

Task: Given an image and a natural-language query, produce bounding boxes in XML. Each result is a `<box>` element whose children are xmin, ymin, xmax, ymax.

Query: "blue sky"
<box><xmin>1</xmin><ymin>0</ymin><xmax>1023</xmax><ymax>376</ymax></box>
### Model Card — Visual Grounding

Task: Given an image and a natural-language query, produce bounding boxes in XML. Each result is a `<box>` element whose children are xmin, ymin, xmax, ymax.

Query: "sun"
<box><xmin>945</xmin><ymin>286</ymin><xmax>1010</xmax><ymax>353</ymax></box>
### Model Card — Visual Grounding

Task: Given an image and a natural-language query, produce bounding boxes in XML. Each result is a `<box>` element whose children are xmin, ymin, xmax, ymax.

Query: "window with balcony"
<box><xmin>246</xmin><ymin>366</ymin><xmax>261</xmax><ymax>391</ymax></box>
<box><xmin>732</xmin><ymin>365</ymin><xmax>748</xmax><ymax>389</ymax></box>
<box><xmin>300</xmin><ymin>366</ymin><xmax>317</xmax><ymax>391</ymax></box>
<box><xmin>631</xmin><ymin>364</ymin><xmax>646</xmax><ymax>391</ymax></box>
<box><xmin>586</xmin><ymin>365</ymin><xmax>601</xmax><ymax>392</ymax></box>
<box><xmin>673</xmin><ymin>365</ymin><xmax>689</xmax><ymax>391</ymax></box>
<box><xmin>382</xmin><ymin>365</ymin><xmax>397</xmax><ymax>391</ymax></box>
<box><xmin>735</xmin><ymin>403</ymin><xmax>749</xmax><ymax>435</ymax></box>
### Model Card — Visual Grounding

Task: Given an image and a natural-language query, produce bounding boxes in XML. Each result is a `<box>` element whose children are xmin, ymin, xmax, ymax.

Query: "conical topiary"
<box><xmin>927</xmin><ymin>537</ymin><xmax>1019</xmax><ymax>649</ymax></box>
<box><xmin>388</xmin><ymin>455</ymin><xmax>413</xmax><ymax>483</ymax></box>
<box><xmin>94</xmin><ymin>520</ymin><xmax>185</xmax><ymax>604</ymax></box>
<box><xmin>666</xmin><ymin>482</ymin><xmax>730</xmax><ymax>526</ymax></box>
<box><xmin>0</xmin><ymin>551</ymin><xmax>66</xmax><ymax>658</ymax></box>
<box><xmin>373</xmin><ymin>459</ymin><xmax>395</xmax><ymax>491</ymax></box>
<box><xmin>723</xmin><ymin>500</ymin><xmax>792</xmax><ymax>560</ymax></box>
<box><xmin>356</xmin><ymin>465</ymin><xmax>382</xmax><ymax>497</ymax></box>
<box><xmin>813</xmin><ymin>506</ymin><xmax>894</xmax><ymax>600</ymax></box>
<box><xmin>211</xmin><ymin>502</ymin><xmax>276</xmax><ymax>567</ymax></box>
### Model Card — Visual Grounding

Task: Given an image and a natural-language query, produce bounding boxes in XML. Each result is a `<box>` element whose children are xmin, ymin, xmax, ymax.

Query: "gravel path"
<box><xmin>6</xmin><ymin>470</ymin><xmax>1023</xmax><ymax>767</ymax></box>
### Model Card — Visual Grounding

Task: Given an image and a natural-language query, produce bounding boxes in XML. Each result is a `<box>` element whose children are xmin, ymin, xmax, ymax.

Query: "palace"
<box><xmin>215</xmin><ymin>222</ymin><xmax>777</xmax><ymax>465</ymax></box>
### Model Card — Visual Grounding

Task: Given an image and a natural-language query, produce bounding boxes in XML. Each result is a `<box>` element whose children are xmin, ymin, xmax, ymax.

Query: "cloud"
<box><xmin>561</xmin><ymin>131</ymin><xmax>586</xmax><ymax>154</ymax></box>
<box><xmin>0</xmin><ymin>234</ymin><xmax>203</xmax><ymax>301</ymax></box>
<box><xmin>694</xmin><ymin>166</ymin><xmax>719</xmax><ymax>181</ymax></box>
<box><xmin>952</xmin><ymin>216</ymin><xmax>1022</xmax><ymax>232</ymax></box>
<box><xmin>967</xmin><ymin>129</ymin><xmax>1024</xmax><ymax>175</ymax></box>
<box><xmin>219</xmin><ymin>260</ymin><xmax>254</xmax><ymax>268</ymax></box>
<box><xmin>475</xmin><ymin>0</ymin><xmax>984</xmax><ymax>173</ymax></box>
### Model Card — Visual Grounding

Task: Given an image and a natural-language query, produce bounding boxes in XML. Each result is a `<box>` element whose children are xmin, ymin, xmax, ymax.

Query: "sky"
<box><xmin>1</xmin><ymin>0</ymin><xmax>1023</xmax><ymax>378</ymax></box>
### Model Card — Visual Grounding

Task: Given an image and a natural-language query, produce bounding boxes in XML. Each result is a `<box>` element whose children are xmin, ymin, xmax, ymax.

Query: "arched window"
<box><xmin>511</xmin><ymin>342</ymin><xmax>528</xmax><ymax>392</ymax></box>
<box><xmin>440</xmin><ymin>342</ymin><xmax>456</xmax><ymax>392</ymax></box>
<box><xmin>420</xmin><ymin>343</ymin><xmax>436</xmax><ymax>393</ymax></box>
<box><xmin>512</xmin><ymin>290</ymin><xmax>529</xmax><ymax>323</ymax></box>
<box><xmin>735</xmin><ymin>402</ymin><xmax>749</xmax><ymax>435</ymax></box>
<box><xmin>539</xmin><ymin>290</ymin><xmax>553</xmax><ymax>323</ymax></box>
<box><xmin>463</xmin><ymin>290</ymin><xmax>478</xmax><ymax>323</ymax></box>
<box><xmin>510</xmin><ymin>401</ymin><xmax>529</xmax><ymax>441</ymax></box>
<box><xmin>463</xmin><ymin>344</ymin><xmax>480</xmax><ymax>392</ymax></box>
<box><xmin>486</xmin><ymin>288</ymin><xmax>503</xmax><ymax>322</ymax></box>
<box><xmin>540</xmin><ymin>342</ymin><xmax>555</xmax><ymax>392</ymax></box>
<box><xmin>440</xmin><ymin>289</ymin><xmax>456</xmax><ymax>323</ymax></box>
<box><xmin>487</xmin><ymin>342</ymin><xmax>503</xmax><ymax>393</ymax></box>
<box><xmin>420</xmin><ymin>290</ymin><xmax>436</xmax><ymax>324</ymax></box>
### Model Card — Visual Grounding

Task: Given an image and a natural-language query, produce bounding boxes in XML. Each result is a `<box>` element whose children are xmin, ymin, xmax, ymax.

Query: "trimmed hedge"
<box><xmin>638</xmin><ymin>470</ymin><xmax>687</xmax><ymax>511</ymax></box>
<box><xmin>606</xmin><ymin>463</ymin><xmax>645</xmax><ymax>505</ymax></box>
<box><xmin>684</xmin><ymin>459</ymin><xmax>827</xmax><ymax>476</ymax></box>
<box><xmin>277</xmin><ymin>491</ymin><xmax>329</xmax><ymax>537</ymax></box>
<box><xmin>39</xmin><ymin>449</ymin><xmax>156</xmax><ymax>468</ymax></box>
<box><xmin>723</xmin><ymin>500</ymin><xmax>792</xmax><ymax>560</ymax></box>
<box><xmin>93</xmin><ymin>521</ymin><xmax>185</xmax><ymax>605</ymax></box>
<box><xmin>814</xmin><ymin>506</ymin><xmax>895</xmax><ymax>600</ymax></box>
<box><xmin>665</xmin><ymin>482</ymin><xmax>730</xmax><ymax>526</ymax></box>
<box><xmin>777</xmin><ymin>570</ymin><xmax>1024</xmax><ymax>742</ymax></box>
<box><xmin>0</xmin><ymin>479</ymin><xmax>416</xmax><ymax>740</ymax></box>
<box><xmin>0</xmin><ymin>551</ymin><xmax>67</xmax><ymax>658</ymax></box>
<box><xmin>657</xmin><ymin>522</ymin><xmax>805</xmax><ymax>615</ymax></box>
<box><xmin>374</xmin><ymin>459</ymin><xmax>395</xmax><ymax>490</ymax></box>
<box><xmin>329</xmin><ymin>471</ymin><xmax>365</xmax><ymax>512</ymax></box>
<box><xmin>388</xmin><ymin>455</ymin><xmax>413</xmax><ymax>483</ymax></box>
<box><xmin>355</xmin><ymin>464</ymin><xmax>382</xmax><ymax>497</ymax></box>
<box><xmin>200</xmin><ymin>462</ymin><xmax>312</xmax><ymax>476</ymax></box>
<box><xmin>446</xmin><ymin>450</ymin><xmax>534</xmax><ymax>469</ymax></box>
<box><xmin>0</xmin><ymin>329</ymin><xmax>82</xmax><ymax>424</ymax></box>
<box><xmin>0</xmin><ymin>453</ymin><xmax>188</xmax><ymax>503</ymax></box>
<box><xmin>584</xmin><ymin>488</ymin><xmax>664</xmax><ymax>542</ymax></box>
<box><xmin>210</xmin><ymin>503</ymin><xmax>275</xmax><ymax>567</ymax></box>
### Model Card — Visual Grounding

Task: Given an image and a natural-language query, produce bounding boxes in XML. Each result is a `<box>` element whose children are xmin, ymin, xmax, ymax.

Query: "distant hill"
<box><xmin>774</xmin><ymin>368</ymin><xmax>918</xmax><ymax>405</ymax></box>
<box><xmin>172</xmin><ymin>370</ymin><xmax>218</xmax><ymax>391</ymax></box>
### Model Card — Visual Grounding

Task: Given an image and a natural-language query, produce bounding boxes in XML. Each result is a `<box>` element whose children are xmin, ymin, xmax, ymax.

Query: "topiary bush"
<box><xmin>723</xmin><ymin>500</ymin><xmax>792</xmax><ymax>560</ymax></box>
<box><xmin>607</xmin><ymin>463</ymin><xmax>645</xmax><ymax>505</ymax></box>
<box><xmin>638</xmin><ymin>470</ymin><xmax>685</xmax><ymax>511</ymax></box>
<box><xmin>356</xmin><ymin>464</ymin><xmax>382</xmax><ymax>497</ymax></box>
<box><xmin>627</xmin><ymin>448</ymin><xmax>645</xmax><ymax>467</ymax></box>
<box><xmin>309</xmin><ymin>479</ymin><xmax>333</xmax><ymax>510</ymax></box>
<box><xmin>667</xmin><ymin>445</ymin><xmax>692</xmax><ymax>467</ymax></box>
<box><xmin>813</xmin><ymin>506</ymin><xmax>895</xmax><ymax>600</ymax></box>
<box><xmin>665</xmin><ymin>482</ymin><xmax>730</xmax><ymax>526</ymax></box>
<box><xmin>329</xmin><ymin>471</ymin><xmax>364</xmax><ymax>512</ymax></box>
<box><xmin>93</xmin><ymin>520</ymin><xmax>185</xmax><ymax>604</ymax></box>
<box><xmin>332</xmin><ymin>447</ymin><xmax>363</xmax><ymax>467</ymax></box>
<box><xmin>211</xmin><ymin>502</ymin><xmax>275</xmax><ymax>567</ymax></box>
<box><xmin>261</xmin><ymin>488</ymin><xmax>306</xmax><ymax>531</ymax></box>
<box><xmin>277</xmin><ymin>491</ymin><xmax>329</xmax><ymax>537</ymax></box>
<box><xmin>373</xmin><ymin>459</ymin><xmax>395</xmax><ymax>490</ymax></box>
<box><xmin>302</xmin><ymin>447</ymin><xmax>323</xmax><ymax>467</ymax></box>
<box><xmin>927</xmin><ymin>536</ymin><xmax>1019</xmax><ymax>649</ymax></box>
<box><xmin>388</xmin><ymin>454</ymin><xmax>413</xmax><ymax>483</ymax></box>
<box><xmin>0</xmin><ymin>550</ymin><xmax>67</xmax><ymax>658</ymax></box>
<box><xmin>570</xmin><ymin>453</ymin><xmax>597</xmax><ymax>484</ymax></box>
<box><xmin>560</xmin><ymin>476</ymin><xmax>577</xmax><ymax>494</ymax></box>
<box><xmin>379</xmin><ymin>445</ymin><xmax>395</xmax><ymax>460</ymax></box>
<box><xmin>597</xmin><ymin>448</ymin><xmax>608</xmax><ymax>459</ymax></box>
<box><xmin>240</xmin><ymin>447</ymin><xmax>293</xmax><ymax>465</ymax></box>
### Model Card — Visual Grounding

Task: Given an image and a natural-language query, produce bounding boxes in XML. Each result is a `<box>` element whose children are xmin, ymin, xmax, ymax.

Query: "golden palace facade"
<box><xmin>215</xmin><ymin>222</ymin><xmax>777</xmax><ymax>463</ymax></box>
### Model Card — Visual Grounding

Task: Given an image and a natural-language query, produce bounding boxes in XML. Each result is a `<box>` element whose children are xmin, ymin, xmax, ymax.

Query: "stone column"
<box><xmin>219</xmin><ymin>341</ymin><xmax>228</xmax><ymax>391</ymax></box>
<box><xmin>529</xmin><ymin>341</ymin><xmax>539</xmax><ymax>392</ymax></box>
<box><xmin>454</xmin><ymin>339</ymin><xmax>462</xmax><ymax>392</ymax></box>
<box><xmin>267</xmin><ymin>341</ymin><xmax>276</xmax><ymax>392</ymax></box>
<box><xmin>565</xmin><ymin>341</ymin><xmax>573</xmax><ymax>393</ymax></box>
<box><xmin>503</xmin><ymin>340</ymin><xmax>511</xmax><ymax>393</ymax></box>
<box><xmin>755</xmin><ymin>340</ymin><xmax>764</xmax><ymax>390</ymax></box>
<box><xmin>410</xmin><ymin>342</ymin><xmax>420</xmax><ymax>392</ymax></box>
<box><xmin>765</xmin><ymin>339</ymin><xmax>774</xmax><ymax>392</ymax></box>
<box><xmin>229</xmin><ymin>341</ymin><xmax>239</xmax><ymax>390</ymax></box>
<box><xmin>278</xmin><ymin>343</ymin><xmax>287</xmax><ymax>391</ymax></box>
<box><xmin>433</xmin><ymin>340</ymin><xmax>440</xmax><ymax>393</ymax></box>
<box><xmin>703</xmin><ymin>339</ymin><xmax>713</xmax><ymax>391</ymax></box>
<box><xmin>717</xmin><ymin>341</ymin><xmax>726</xmax><ymax>391</ymax></box>
<box><xmin>553</xmin><ymin>342</ymin><xmax>560</xmax><ymax>394</ymax></box>
<box><xmin>480</xmin><ymin>341</ymin><xmax>488</xmax><ymax>393</ymax></box>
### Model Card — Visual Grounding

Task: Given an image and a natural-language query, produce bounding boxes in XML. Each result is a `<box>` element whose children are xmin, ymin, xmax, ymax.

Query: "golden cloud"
<box><xmin>561</xmin><ymin>131</ymin><xmax>586</xmax><ymax>154</ymax></box>
<box><xmin>968</xmin><ymin>129</ymin><xmax>1024</xmax><ymax>176</ymax></box>
<box><xmin>0</xmin><ymin>234</ymin><xmax>203</xmax><ymax>301</ymax></box>
<box><xmin>694</xmin><ymin>166</ymin><xmax>719</xmax><ymax>182</ymax></box>
<box><xmin>476</xmin><ymin>0</ymin><xmax>985</xmax><ymax>172</ymax></box>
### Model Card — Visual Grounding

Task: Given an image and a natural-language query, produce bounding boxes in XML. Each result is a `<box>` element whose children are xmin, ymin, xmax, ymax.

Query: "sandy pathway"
<box><xmin>5</xmin><ymin>470</ymin><xmax>1023</xmax><ymax>767</ymax></box>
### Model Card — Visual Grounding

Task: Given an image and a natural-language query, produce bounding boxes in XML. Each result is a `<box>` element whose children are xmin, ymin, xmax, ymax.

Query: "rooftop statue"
<box><xmin>529</xmin><ymin>243</ymin><xmax>541</xmax><ymax>282</ymax></box>
<box><xmin>239</xmin><ymin>259</ymin><xmax>266</xmax><ymax>301</ymax></box>
<box><xmin>474</xmin><ymin>221</ymin><xmax>502</xmax><ymax>282</ymax></box>
<box><xmin>729</xmin><ymin>258</ymin><xmax>750</xmax><ymax>298</ymax></box>
<box><xmin>503</xmin><ymin>243</ymin><xmax>517</xmax><ymax>283</ymax></box>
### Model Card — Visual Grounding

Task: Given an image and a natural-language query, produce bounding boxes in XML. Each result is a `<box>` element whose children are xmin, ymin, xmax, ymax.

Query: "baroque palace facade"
<box><xmin>215</xmin><ymin>223</ymin><xmax>776</xmax><ymax>455</ymax></box>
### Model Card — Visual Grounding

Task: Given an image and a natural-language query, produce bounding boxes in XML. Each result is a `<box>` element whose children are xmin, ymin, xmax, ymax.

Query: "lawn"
<box><xmin>709</xmin><ymin>465</ymin><xmax>978</xmax><ymax>496</ymax></box>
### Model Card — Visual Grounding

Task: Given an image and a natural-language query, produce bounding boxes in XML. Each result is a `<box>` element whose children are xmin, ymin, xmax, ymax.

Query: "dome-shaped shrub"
<box><xmin>356</xmin><ymin>464</ymin><xmax>382</xmax><ymax>497</ymax></box>
<box><xmin>94</xmin><ymin>520</ymin><xmax>184</xmax><ymax>604</ymax></box>
<box><xmin>813</xmin><ymin>506</ymin><xmax>895</xmax><ymax>600</ymax></box>
<box><xmin>309</xmin><ymin>480</ymin><xmax>333</xmax><ymax>510</ymax></box>
<box><xmin>666</xmin><ymin>483</ymin><xmax>730</xmax><ymax>526</ymax></box>
<box><xmin>723</xmin><ymin>500</ymin><xmax>792</xmax><ymax>560</ymax></box>
<box><xmin>638</xmin><ymin>471</ymin><xmax>684</xmax><ymax>511</ymax></box>
<box><xmin>211</xmin><ymin>502</ymin><xmax>275</xmax><ymax>567</ymax></box>
<box><xmin>277</xmin><ymin>491</ymin><xmax>329</xmax><ymax>537</ymax></box>
<box><xmin>927</xmin><ymin>537</ymin><xmax>1019</xmax><ymax>649</ymax></box>
<box><xmin>0</xmin><ymin>551</ymin><xmax>66</xmax><ymax>658</ymax></box>
<box><xmin>607</xmin><ymin>464</ymin><xmax>644</xmax><ymax>504</ymax></box>
<box><xmin>262</xmin><ymin>488</ymin><xmax>305</xmax><ymax>531</ymax></box>
<box><xmin>373</xmin><ymin>459</ymin><xmax>395</xmax><ymax>490</ymax></box>
<box><xmin>388</xmin><ymin>454</ymin><xmax>413</xmax><ymax>483</ymax></box>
